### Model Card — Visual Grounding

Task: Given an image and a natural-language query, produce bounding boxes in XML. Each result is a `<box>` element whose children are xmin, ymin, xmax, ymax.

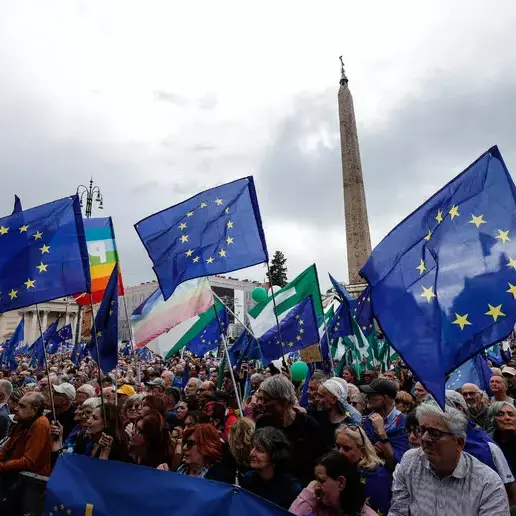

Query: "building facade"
<box><xmin>118</xmin><ymin>275</ymin><xmax>262</xmax><ymax>342</ymax></box>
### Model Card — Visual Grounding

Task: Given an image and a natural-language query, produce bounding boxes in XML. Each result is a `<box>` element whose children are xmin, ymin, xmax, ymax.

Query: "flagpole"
<box><xmin>321</xmin><ymin>315</ymin><xmax>336</xmax><ymax>377</ymax></box>
<box><xmin>211</xmin><ymin>291</ymin><xmax>259</xmax><ymax>340</ymax></box>
<box><xmin>35</xmin><ymin>304</ymin><xmax>56</xmax><ymax>420</ymax></box>
<box><xmin>211</xmin><ymin>302</ymin><xmax>244</xmax><ymax>416</ymax></box>
<box><xmin>121</xmin><ymin>292</ymin><xmax>139</xmax><ymax>384</ymax></box>
<box><xmin>265</xmin><ymin>263</ymin><xmax>288</xmax><ymax>367</ymax></box>
<box><xmin>89</xmin><ymin>297</ymin><xmax>106</xmax><ymax>422</ymax></box>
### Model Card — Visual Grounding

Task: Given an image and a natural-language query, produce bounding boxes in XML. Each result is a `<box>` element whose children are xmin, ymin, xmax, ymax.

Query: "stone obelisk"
<box><xmin>338</xmin><ymin>58</ymin><xmax>372</xmax><ymax>290</ymax></box>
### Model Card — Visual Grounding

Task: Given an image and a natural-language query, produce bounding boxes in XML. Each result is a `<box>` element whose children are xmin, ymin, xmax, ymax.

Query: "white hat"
<box><xmin>322</xmin><ymin>377</ymin><xmax>349</xmax><ymax>405</ymax></box>
<box><xmin>502</xmin><ymin>366</ymin><xmax>516</xmax><ymax>377</ymax></box>
<box><xmin>53</xmin><ymin>382</ymin><xmax>76</xmax><ymax>401</ymax></box>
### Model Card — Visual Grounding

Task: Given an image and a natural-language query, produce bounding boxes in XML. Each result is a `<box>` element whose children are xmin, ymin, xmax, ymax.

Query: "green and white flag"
<box><xmin>248</xmin><ymin>264</ymin><xmax>324</xmax><ymax>339</ymax></box>
<box><xmin>343</xmin><ymin>316</ymin><xmax>375</xmax><ymax>377</ymax></box>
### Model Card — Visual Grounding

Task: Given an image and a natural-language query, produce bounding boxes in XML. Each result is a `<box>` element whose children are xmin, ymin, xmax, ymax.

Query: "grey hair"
<box><xmin>125</xmin><ymin>394</ymin><xmax>144</xmax><ymax>408</ymax></box>
<box><xmin>77</xmin><ymin>384</ymin><xmax>96</xmax><ymax>398</ymax></box>
<box><xmin>259</xmin><ymin>375</ymin><xmax>297</xmax><ymax>405</ymax></box>
<box><xmin>416</xmin><ymin>402</ymin><xmax>468</xmax><ymax>439</ymax></box>
<box><xmin>251</xmin><ymin>373</ymin><xmax>265</xmax><ymax>383</ymax></box>
<box><xmin>27</xmin><ymin>392</ymin><xmax>46</xmax><ymax>416</ymax></box>
<box><xmin>0</xmin><ymin>379</ymin><xmax>13</xmax><ymax>398</ymax></box>
<box><xmin>253</xmin><ymin>426</ymin><xmax>291</xmax><ymax>468</ymax></box>
<box><xmin>445</xmin><ymin>390</ymin><xmax>468</xmax><ymax>413</ymax></box>
<box><xmin>187</xmin><ymin>377</ymin><xmax>202</xmax><ymax>388</ymax></box>
<box><xmin>486</xmin><ymin>401</ymin><xmax>516</xmax><ymax>435</ymax></box>
<box><xmin>48</xmin><ymin>373</ymin><xmax>61</xmax><ymax>385</ymax></box>
<box><xmin>350</xmin><ymin>393</ymin><xmax>367</xmax><ymax>406</ymax></box>
<box><xmin>82</xmin><ymin>397</ymin><xmax>102</xmax><ymax>410</ymax></box>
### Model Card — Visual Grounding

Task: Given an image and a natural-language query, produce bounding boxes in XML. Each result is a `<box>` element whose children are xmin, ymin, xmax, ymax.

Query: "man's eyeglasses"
<box><xmin>413</xmin><ymin>425</ymin><xmax>454</xmax><ymax>441</ymax></box>
<box><xmin>183</xmin><ymin>439</ymin><xmax>197</xmax><ymax>449</ymax></box>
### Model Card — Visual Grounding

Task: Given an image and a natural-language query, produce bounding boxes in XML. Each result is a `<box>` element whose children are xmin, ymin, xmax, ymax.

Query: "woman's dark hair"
<box><xmin>205</xmin><ymin>401</ymin><xmax>226</xmax><ymax>429</ymax></box>
<box><xmin>185</xmin><ymin>410</ymin><xmax>207</xmax><ymax>425</ymax></box>
<box><xmin>143</xmin><ymin>395</ymin><xmax>166</xmax><ymax>415</ymax></box>
<box><xmin>317</xmin><ymin>451</ymin><xmax>365</xmax><ymax>514</ymax></box>
<box><xmin>253</xmin><ymin>427</ymin><xmax>291</xmax><ymax>472</ymax></box>
<box><xmin>405</xmin><ymin>410</ymin><xmax>418</xmax><ymax>433</ymax></box>
<box><xmin>136</xmin><ymin>409</ymin><xmax>174</xmax><ymax>468</ymax></box>
<box><xmin>342</xmin><ymin>366</ymin><xmax>357</xmax><ymax>383</ymax></box>
<box><xmin>102</xmin><ymin>403</ymin><xmax>129</xmax><ymax>454</ymax></box>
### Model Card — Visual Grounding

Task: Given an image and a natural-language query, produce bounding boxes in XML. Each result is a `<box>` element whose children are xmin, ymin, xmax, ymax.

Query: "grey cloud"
<box><xmin>153</xmin><ymin>90</ymin><xmax>189</xmax><ymax>106</ymax></box>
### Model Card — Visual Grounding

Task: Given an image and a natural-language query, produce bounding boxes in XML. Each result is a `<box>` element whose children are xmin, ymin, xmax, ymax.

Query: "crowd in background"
<box><xmin>1</xmin><ymin>349</ymin><xmax>516</xmax><ymax>515</ymax></box>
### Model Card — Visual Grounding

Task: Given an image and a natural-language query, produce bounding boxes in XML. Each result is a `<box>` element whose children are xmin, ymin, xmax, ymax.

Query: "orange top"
<box><xmin>0</xmin><ymin>415</ymin><xmax>52</xmax><ymax>476</ymax></box>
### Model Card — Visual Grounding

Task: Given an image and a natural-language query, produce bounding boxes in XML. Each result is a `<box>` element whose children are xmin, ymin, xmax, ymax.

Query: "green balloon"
<box><xmin>252</xmin><ymin>287</ymin><xmax>268</xmax><ymax>303</ymax></box>
<box><xmin>290</xmin><ymin>361</ymin><xmax>309</xmax><ymax>382</ymax></box>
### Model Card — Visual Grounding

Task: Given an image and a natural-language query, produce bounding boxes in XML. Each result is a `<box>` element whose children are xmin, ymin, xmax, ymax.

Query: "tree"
<box><xmin>267</xmin><ymin>250</ymin><xmax>288</xmax><ymax>287</ymax></box>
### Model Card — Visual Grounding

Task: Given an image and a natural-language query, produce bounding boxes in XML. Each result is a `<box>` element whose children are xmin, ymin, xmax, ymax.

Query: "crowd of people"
<box><xmin>1</xmin><ymin>350</ymin><xmax>516</xmax><ymax>515</ymax></box>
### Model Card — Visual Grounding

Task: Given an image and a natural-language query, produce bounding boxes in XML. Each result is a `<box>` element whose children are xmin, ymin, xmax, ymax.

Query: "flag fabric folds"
<box><xmin>352</xmin><ymin>286</ymin><xmax>375</xmax><ymax>338</ymax></box>
<box><xmin>131</xmin><ymin>277</ymin><xmax>213</xmax><ymax>348</ymax></box>
<box><xmin>1</xmin><ymin>318</ymin><xmax>24</xmax><ymax>371</ymax></box>
<box><xmin>75</xmin><ymin>217</ymin><xmax>124</xmax><ymax>305</ymax></box>
<box><xmin>135</xmin><ymin>177</ymin><xmax>268</xmax><ymax>300</ymax></box>
<box><xmin>259</xmin><ymin>297</ymin><xmax>319</xmax><ymax>362</ymax></box>
<box><xmin>229</xmin><ymin>329</ymin><xmax>260</xmax><ymax>366</ymax></box>
<box><xmin>30</xmin><ymin>319</ymin><xmax>59</xmax><ymax>369</ymax></box>
<box><xmin>46</xmin><ymin>453</ymin><xmax>290</xmax><ymax>516</ymax></box>
<box><xmin>446</xmin><ymin>354</ymin><xmax>493</xmax><ymax>393</ymax></box>
<box><xmin>248</xmin><ymin>264</ymin><xmax>324</xmax><ymax>339</ymax></box>
<box><xmin>361</xmin><ymin>146</ymin><xmax>516</xmax><ymax>406</ymax></box>
<box><xmin>12</xmin><ymin>195</ymin><xmax>22</xmax><ymax>215</ymax></box>
<box><xmin>87</xmin><ymin>265</ymin><xmax>119</xmax><ymax>372</ymax></box>
<box><xmin>47</xmin><ymin>324</ymin><xmax>73</xmax><ymax>354</ymax></box>
<box><xmin>0</xmin><ymin>195</ymin><xmax>90</xmax><ymax>313</ymax></box>
<box><xmin>186</xmin><ymin>303</ymin><xmax>229</xmax><ymax>356</ymax></box>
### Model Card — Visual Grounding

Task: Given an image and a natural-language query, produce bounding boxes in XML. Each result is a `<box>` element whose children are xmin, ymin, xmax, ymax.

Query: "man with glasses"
<box><xmin>389</xmin><ymin>403</ymin><xmax>509</xmax><ymax>515</ymax></box>
<box><xmin>461</xmin><ymin>383</ymin><xmax>489</xmax><ymax>429</ymax></box>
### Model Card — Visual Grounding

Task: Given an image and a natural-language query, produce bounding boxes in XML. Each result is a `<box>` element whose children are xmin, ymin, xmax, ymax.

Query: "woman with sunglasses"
<box><xmin>159</xmin><ymin>423</ymin><xmax>234</xmax><ymax>483</ymax></box>
<box><xmin>336</xmin><ymin>424</ymin><xmax>391</xmax><ymax>516</ymax></box>
<box><xmin>122</xmin><ymin>394</ymin><xmax>143</xmax><ymax>439</ymax></box>
<box><xmin>290</xmin><ymin>451</ymin><xmax>378</xmax><ymax>516</ymax></box>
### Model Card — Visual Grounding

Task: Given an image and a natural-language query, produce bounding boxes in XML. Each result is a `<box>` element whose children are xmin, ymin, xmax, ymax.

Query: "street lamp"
<box><xmin>76</xmin><ymin>179</ymin><xmax>103</xmax><ymax>218</ymax></box>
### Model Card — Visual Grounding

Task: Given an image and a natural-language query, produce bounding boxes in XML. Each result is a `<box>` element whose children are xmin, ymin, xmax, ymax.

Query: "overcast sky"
<box><xmin>1</xmin><ymin>1</ymin><xmax>516</xmax><ymax>292</ymax></box>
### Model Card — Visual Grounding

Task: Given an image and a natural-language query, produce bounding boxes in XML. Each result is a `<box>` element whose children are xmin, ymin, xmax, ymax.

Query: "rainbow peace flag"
<box><xmin>74</xmin><ymin>217</ymin><xmax>124</xmax><ymax>305</ymax></box>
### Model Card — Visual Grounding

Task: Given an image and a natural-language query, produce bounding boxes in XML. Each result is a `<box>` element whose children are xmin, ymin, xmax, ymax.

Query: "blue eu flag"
<box><xmin>87</xmin><ymin>265</ymin><xmax>119</xmax><ymax>372</ymax></box>
<box><xmin>361</xmin><ymin>146</ymin><xmax>516</xmax><ymax>406</ymax></box>
<box><xmin>187</xmin><ymin>304</ymin><xmax>229</xmax><ymax>356</ymax></box>
<box><xmin>30</xmin><ymin>319</ymin><xmax>59</xmax><ymax>368</ymax></box>
<box><xmin>0</xmin><ymin>195</ymin><xmax>90</xmax><ymax>313</ymax></box>
<box><xmin>135</xmin><ymin>177</ymin><xmax>268</xmax><ymax>300</ymax></box>
<box><xmin>353</xmin><ymin>286</ymin><xmax>374</xmax><ymax>337</ymax></box>
<box><xmin>260</xmin><ymin>297</ymin><xmax>319</xmax><ymax>362</ymax></box>
<box><xmin>446</xmin><ymin>354</ymin><xmax>493</xmax><ymax>393</ymax></box>
<box><xmin>46</xmin><ymin>453</ymin><xmax>291</xmax><ymax>516</ymax></box>
<box><xmin>1</xmin><ymin>317</ymin><xmax>24</xmax><ymax>371</ymax></box>
<box><xmin>230</xmin><ymin>329</ymin><xmax>260</xmax><ymax>366</ymax></box>
<box><xmin>47</xmin><ymin>324</ymin><xmax>73</xmax><ymax>354</ymax></box>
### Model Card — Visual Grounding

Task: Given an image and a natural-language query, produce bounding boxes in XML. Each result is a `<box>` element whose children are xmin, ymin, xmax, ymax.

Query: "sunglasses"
<box><xmin>183</xmin><ymin>439</ymin><xmax>197</xmax><ymax>449</ymax></box>
<box><xmin>340</xmin><ymin>424</ymin><xmax>365</xmax><ymax>448</ymax></box>
<box><xmin>414</xmin><ymin>425</ymin><xmax>454</xmax><ymax>441</ymax></box>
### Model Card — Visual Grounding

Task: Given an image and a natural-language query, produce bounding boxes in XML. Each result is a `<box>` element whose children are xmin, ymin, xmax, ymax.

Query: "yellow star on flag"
<box><xmin>226</xmin><ymin>236</ymin><xmax>234</xmax><ymax>245</ymax></box>
<box><xmin>207</xmin><ymin>257</ymin><xmax>214</xmax><ymax>264</ymax></box>
<box><xmin>186</xmin><ymin>211</ymin><xmax>194</xmax><ymax>217</ymax></box>
<box><xmin>215</xmin><ymin>198</ymin><xmax>223</xmax><ymax>206</ymax></box>
<box><xmin>420</xmin><ymin>285</ymin><xmax>436</xmax><ymax>303</ymax></box>
<box><xmin>19</xmin><ymin>225</ymin><xmax>29</xmax><ymax>233</ymax></box>
<box><xmin>227</xmin><ymin>221</ymin><xmax>234</xmax><ymax>229</ymax></box>
<box><xmin>298</xmin><ymin>319</ymin><xmax>304</xmax><ymax>325</ymax></box>
<box><xmin>185</xmin><ymin>249</ymin><xmax>194</xmax><ymax>257</ymax></box>
<box><xmin>469</xmin><ymin>214</ymin><xmax>486</xmax><ymax>228</ymax></box>
<box><xmin>296</xmin><ymin>335</ymin><xmax>302</xmax><ymax>341</ymax></box>
<box><xmin>449</xmin><ymin>205</ymin><xmax>460</xmax><ymax>219</ymax></box>
<box><xmin>8</xmin><ymin>289</ymin><xmax>17</xmax><ymax>300</ymax></box>
<box><xmin>508</xmin><ymin>258</ymin><xmax>516</xmax><ymax>271</ymax></box>
<box><xmin>180</xmin><ymin>235</ymin><xmax>189</xmax><ymax>243</ymax></box>
<box><xmin>360</xmin><ymin>477</ymin><xmax>367</xmax><ymax>485</ymax></box>
<box><xmin>96</xmin><ymin>331</ymin><xmax>102</xmax><ymax>338</ymax></box>
<box><xmin>36</xmin><ymin>262</ymin><xmax>48</xmax><ymax>273</ymax></box>
<box><xmin>507</xmin><ymin>283</ymin><xmax>516</xmax><ymax>299</ymax></box>
<box><xmin>193</xmin><ymin>256</ymin><xmax>200</xmax><ymax>263</ymax></box>
<box><xmin>0</xmin><ymin>226</ymin><xmax>9</xmax><ymax>235</ymax></box>
<box><xmin>33</xmin><ymin>231</ymin><xmax>43</xmax><ymax>239</ymax></box>
<box><xmin>218</xmin><ymin>249</ymin><xmax>227</xmax><ymax>257</ymax></box>
<box><xmin>452</xmin><ymin>313</ymin><xmax>472</xmax><ymax>330</ymax></box>
<box><xmin>299</xmin><ymin>328</ymin><xmax>304</xmax><ymax>334</ymax></box>
<box><xmin>225</xmin><ymin>207</ymin><xmax>230</xmax><ymax>214</ymax></box>
<box><xmin>109</xmin><ymin>309</ymin><xmax>113</xmax><ymax>315</ymax></box>
<box><xmin>496</xmin><ymin>229</ymin><xmax>510</xmax><ymax>244</ymax></box>
<box><xmin>200</xmin><ymin>201</ymin><xmax>208</xmax><ymax>208</ymax></box>
<box><xmin>416</xmin><ymin>259</ymin><xmax>426</xmax><ymax>275</ymax></box>
<box><xmin>24</xmin><ymin>278</ymin><xmax>35</xmax><ymax>289</ymax></box>
<box><xmin>424</xmin><ymin>229</ymin><xmax>432</xmax><ymax>241</ymax></box>
<box><xmin>288</xmin><ymin>341</ymin><xmax>295</xmax><ymax>347</ymax></box>
<box><xmin>178</xmin><ymin>223</ymin><xmax>187</xmax><ymax>230</ymax></box>
<box><xmin>39</xmin><ymin>244</ymin><xmax>50</xmax><ymax>254</ymax></box>
<box><xmin>435</xmin><ymin>210</ymin><xmax>443</xmax><ymax>223</ymax></box>
<box><xmin>485</xmin><ymin>304</ymin><xmax>505</xmax><ymax>321</ymax></box>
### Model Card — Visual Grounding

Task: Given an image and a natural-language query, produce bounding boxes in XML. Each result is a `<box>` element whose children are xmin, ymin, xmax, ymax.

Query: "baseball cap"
<box><xmin>53</xmin><ymin>383</ymin><xmax>76</xmax><ymax>401</ymax></box>
<box><xmin>146</xmin><ymin>378</ymin><xmax>165</xmax><ymax>389</ymax></box>
<box><xmin>502</xmin><ymin>366</ymin><xmax>516</xmax><ymax>377</ymax></box>
<box><xmin>360</xmin><ymin>378</ymin><xmax>397</xmax><ymax>399</ymax></box>
<box><xmin>117</xmin><ymin>384</ymin><xmax>136</xmax><ymax>397</ymax></box>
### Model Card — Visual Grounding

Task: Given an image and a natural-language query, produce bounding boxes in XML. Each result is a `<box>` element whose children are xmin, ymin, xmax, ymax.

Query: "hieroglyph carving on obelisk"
<box><xmin>338</xmin><ymin>57</ymin><xmax>372</xmax><ymax>285</ymax></box>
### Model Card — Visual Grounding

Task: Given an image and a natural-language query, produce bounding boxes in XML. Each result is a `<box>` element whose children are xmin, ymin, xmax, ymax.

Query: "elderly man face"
<box><xmin>185</xmin><ymin>378</ymin><xmax>199</xmax><ymax>398</ymax></box>
<box><xmin>161</xmin><ymin>371</ymin><xmax>174</xmax><ymax>387</ymax></box>
<box><xmin>461</xmin><ymin>383</ymin><xmax>482</xmax><ymax>409</ymax></box>
<box><xmin>419</xmin><ymin>410</ymin><xmax>465</xmax><ymax>472</ymax></box>
<box><xmin>414</xmin><ymin>382</ymin><xmax>428</xmax><ymax>403</ymax></box>
<box><xmin>308</xmin><ymin>378</ymin><xmax>324</xmax><ymax>408</ymax></box>
<box><xmin>14</xmin><ymin>393</ymin><xmax>41</xmax><ymax>422</ymax></box>
<box><xmin>317</xmin><ymin>385</ymin><xmax>336</xmax><ymax>411</ymax></box>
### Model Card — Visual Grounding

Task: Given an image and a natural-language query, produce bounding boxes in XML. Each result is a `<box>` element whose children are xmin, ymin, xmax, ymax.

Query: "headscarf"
<box><xmin>322</xmin><ymin>377</ymin><xmax>349</xmax><ymax>413</ymax></box>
